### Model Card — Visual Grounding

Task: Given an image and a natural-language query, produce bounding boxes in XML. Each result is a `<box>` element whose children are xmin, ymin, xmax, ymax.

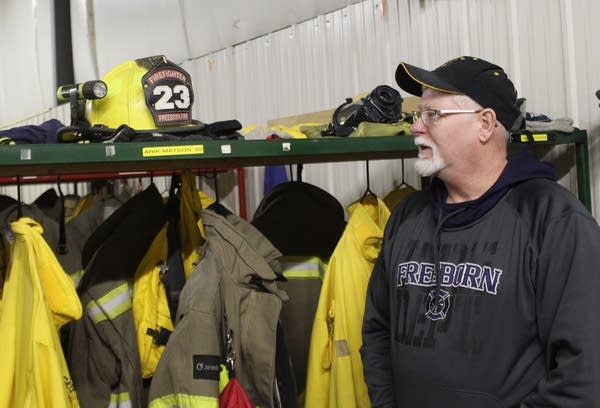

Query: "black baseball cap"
<box><xmin>395</xmin><ymin>56</ymin><xmax>520</xmax><ymax>130</ymax></box>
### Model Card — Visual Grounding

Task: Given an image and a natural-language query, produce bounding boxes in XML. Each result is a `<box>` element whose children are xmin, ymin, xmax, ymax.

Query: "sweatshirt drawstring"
<box><xmin>431</xmin><ymin>207</ymin><xmax>469</xmax><ymax>315</ymax></box>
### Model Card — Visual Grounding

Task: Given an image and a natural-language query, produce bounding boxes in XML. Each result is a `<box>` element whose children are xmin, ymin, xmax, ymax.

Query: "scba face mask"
<box><xmin>323</xmin><ymin>85</ymin><xmax>403</xmax><ymax>136</ymax></box>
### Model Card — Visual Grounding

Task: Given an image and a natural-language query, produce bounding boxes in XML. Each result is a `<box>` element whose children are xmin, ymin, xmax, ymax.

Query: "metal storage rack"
<box><xmin>0</xmin><ymin>129</ymin><xmax>591</xmax><ymax>213</ymax></box>
<box><xmin>509</xmin><ymin>129</ymin><xmax>591</xmax><ymax>210</ymax></box>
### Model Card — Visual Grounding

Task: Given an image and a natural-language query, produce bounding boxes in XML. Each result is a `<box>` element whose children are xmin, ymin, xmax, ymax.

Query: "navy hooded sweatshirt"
<box><xmin>361</xmin><ymin>148</ymin><xmax>600</xmax><ymax>407</ymax></box>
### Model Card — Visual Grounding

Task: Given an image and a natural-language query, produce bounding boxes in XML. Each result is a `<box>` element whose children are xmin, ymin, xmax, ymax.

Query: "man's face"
<box><xmin>413</xmin><ymin>134</ymin><xmax>445</xmax><ymax>177</ymax></box>
<box><xmin>410</xmin><ymin>89</ymin><xmax>481</xmax><ymax>178</ymax></box>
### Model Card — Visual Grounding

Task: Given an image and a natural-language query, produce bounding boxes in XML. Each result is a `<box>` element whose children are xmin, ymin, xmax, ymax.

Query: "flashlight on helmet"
<box><xmin>56</xmin><ymin>80</ymin><xmax>108</xmax><ymax>102</ymax></box>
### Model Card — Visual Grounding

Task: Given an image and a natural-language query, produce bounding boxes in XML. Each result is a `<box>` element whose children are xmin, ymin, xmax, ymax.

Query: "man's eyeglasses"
<box><xmin>411</xmin><ymin>109</ymin><xmax>482</xmax><ymax>126</ymax></box>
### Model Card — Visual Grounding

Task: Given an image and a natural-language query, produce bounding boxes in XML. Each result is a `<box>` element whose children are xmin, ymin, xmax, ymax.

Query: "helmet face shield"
<box><xmin>85</xmin><ymin>55</ymin><xmax>196</xmax><ymax>131</ymax></box>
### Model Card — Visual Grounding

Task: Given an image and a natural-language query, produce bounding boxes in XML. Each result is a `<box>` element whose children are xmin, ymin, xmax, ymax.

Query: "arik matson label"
<box><xmin>142</xmin><ymin>145</ymin><xmax>204</xmax><ymax>157</ymax></box>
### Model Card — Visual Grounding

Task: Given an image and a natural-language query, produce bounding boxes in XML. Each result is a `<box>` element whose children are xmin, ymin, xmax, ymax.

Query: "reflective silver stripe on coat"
<box><xmin>86</xmin><ymin>282</ymin><xmax>132</xmax><ymax>324</ymax></box>
<box><xmin>280</xmin><ymin>255</ymin><xmax>326</xmax><ymax>280</ymax></box>
<box><xmin>108</xmin><ymin>392</ymin><xmax>132</xmax><ymax>408</ymax></box>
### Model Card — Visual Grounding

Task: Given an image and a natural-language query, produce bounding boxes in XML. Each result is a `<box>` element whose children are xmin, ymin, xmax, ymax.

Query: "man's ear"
<box><xmin>479</xmin><ymin>109</ymin><xmax>496</xmax><ymax>143</ymax></box>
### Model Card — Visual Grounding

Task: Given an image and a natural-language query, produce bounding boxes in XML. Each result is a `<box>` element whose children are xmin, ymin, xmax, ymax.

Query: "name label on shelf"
<box><xmin>142</xmin><ymin>145</ymin><xmax>205</xmax><ymax>157</ymax></box>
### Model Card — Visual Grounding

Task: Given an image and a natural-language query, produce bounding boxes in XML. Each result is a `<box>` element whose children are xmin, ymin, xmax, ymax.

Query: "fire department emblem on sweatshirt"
<box><xmin>425</xmin><ymin>289</ymin><xmax>450</xmax><ymax>321</ymax></box>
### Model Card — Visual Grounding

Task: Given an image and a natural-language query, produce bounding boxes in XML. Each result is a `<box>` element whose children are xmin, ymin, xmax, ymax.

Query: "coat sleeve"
<box><xmin>521</xmin><ymin>210</ymin><xmax>600</xmax><ymax>407</ymax></box>
<box><xmin>360</xmin><ymin>247</ymin><xmax>395</xmax><ymax>408</ymax></box>
<box><xmin>65</xmin><ymin>305</ymin><xmax>121</xmax><ymax>408</ymax></box>
<box><xmin>148</xmin><ymin>268</ymin><xmax>223</xmax><ymax>408</ymax></box>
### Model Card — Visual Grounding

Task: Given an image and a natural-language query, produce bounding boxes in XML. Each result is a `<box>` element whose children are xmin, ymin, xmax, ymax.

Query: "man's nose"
<box><xmin>410</xmin><ymin>117</ymin><xmax>426</xmax><ymax>134</ymax></box>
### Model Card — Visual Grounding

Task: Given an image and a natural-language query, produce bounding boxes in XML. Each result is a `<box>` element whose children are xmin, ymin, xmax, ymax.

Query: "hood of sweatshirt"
<box><xmin>431</xmin><ymin>148</ymin><xmax>555</xmax><ymax>228</ymax></box>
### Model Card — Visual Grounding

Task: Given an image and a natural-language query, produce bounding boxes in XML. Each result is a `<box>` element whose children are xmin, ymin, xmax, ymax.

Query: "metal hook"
<box><xmin>56</xmin><ymin>176</ymin><xmax>68</xmax><ymax>254</ymax></box>
<box><xmin>16</xmin><ymin>175</ymin><xmax>23</xmax><ymax>219</ymax></box>
<box><xmin>399</xmin><ymin>158</ymin><xmax>408</xmax><ymax>187</ymax></box>
<box><xmin>360</xmin><ymin>160</ymin><xmax>374</xmax><ymax>202</ymax></box>
<box><xmin>213</xmin><ymin>169</ymin><xmax>220</xmax><ymax>203</ymax></box>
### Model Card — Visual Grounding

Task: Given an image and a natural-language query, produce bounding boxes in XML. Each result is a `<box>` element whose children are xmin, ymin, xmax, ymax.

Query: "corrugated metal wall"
<box><xmin>2</xmin><ymin>0</ymin><xmax>600</xmax><ymax>219</ymax></box>
<box><xmin>188</xmin><ymin>0</ymin><xmax>600</xmax><ymax>217</ymax></box>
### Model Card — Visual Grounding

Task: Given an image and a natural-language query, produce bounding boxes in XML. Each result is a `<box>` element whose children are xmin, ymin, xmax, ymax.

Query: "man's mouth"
<box><xmin>417</xmin><ymin>144</ymin><xmax>432</xmax><ymax>158</ymax></box>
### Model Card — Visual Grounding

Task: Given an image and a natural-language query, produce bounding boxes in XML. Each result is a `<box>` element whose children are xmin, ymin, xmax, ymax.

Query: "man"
<box><xmin>361</xmin><ymin>56</ymin><xmax>600</xmax><ymax>407</ymax></box>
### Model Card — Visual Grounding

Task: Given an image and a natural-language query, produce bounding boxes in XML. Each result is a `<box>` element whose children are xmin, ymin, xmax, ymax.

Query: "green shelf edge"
<box><xmin>0</xmin><ymin>130</ymin><xmax>590</xmax><ymax>212</ymax></box>
<box><xmin>0</xmin><ymin>136</ymin><xmax>419</xmax><ymax>177</ymax></box>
